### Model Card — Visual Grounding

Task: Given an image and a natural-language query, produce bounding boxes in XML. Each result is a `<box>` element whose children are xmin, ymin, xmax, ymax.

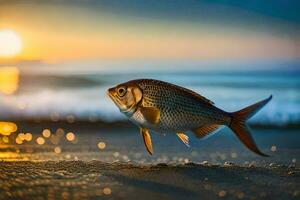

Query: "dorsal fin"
<box><xmin>168</xmin><ymin>82</ymin><xmax>214</xmax><ymax>105</ymax></box>
<box><xmin>192</xmin><ymin>124</ymin><xmax>220</xmax><ymax>139</ymax></box>
<box><xmin>182</xmin><ymin>88</ymin><xmax>214</xmax><ymax>105</ymax></box>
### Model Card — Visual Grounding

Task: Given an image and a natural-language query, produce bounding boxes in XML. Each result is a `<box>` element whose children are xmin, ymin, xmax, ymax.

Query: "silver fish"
<box><xmin>108</xmin><ymin>79</ymin><xmax>272</xmax><ymax>156</ymax></box>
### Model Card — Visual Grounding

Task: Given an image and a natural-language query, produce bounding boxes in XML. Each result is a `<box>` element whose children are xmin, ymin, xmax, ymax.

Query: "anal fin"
<box><xmin>192</xmin><ymin>124</ymin><xmax>220</xmax><ymax>139</ymax></box>
<box><xmin>176</xmin><ymin>132</ymin><xmax>190</xmax><ymax>147</ymax></box>
<box><xmin>140</xmin><ymin>128</ymin><xmax>153</xmax><ymax>155</ymax></box>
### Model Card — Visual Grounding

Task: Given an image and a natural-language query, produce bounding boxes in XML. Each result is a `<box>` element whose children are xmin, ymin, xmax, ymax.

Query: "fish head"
<box><xmin>107</xmin><ymin>82</ymin><xmax>143</xmax><ymax>114</ymax></box>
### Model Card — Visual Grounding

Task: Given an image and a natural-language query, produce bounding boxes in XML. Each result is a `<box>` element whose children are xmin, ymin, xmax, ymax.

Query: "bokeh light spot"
<box><xmin>56</xmin><ymin>128</ymin><xmax>65</xmax><ymax>137</ymax></box>
<box><xmin>0</xmin><ymin>122</ymin><xmax>17</xmax><ymax>136</ymax></box>
<box><xmin>66</xmin><ymin>132</ymin><xmax>75</xmax><ymax>142</ymax></box>
<box><xmin>54</xmin><ymin>146</ymin><xmax>62</xmax><ymax>154</ymax></box>
<box><xmin>42</xmin><ymin>129</ymin><xmax>51</xmax><ymax>138</ymax></box>
<box><xmin>66</xmin><ymin>115</ymin><xmax>75</xmax><ymax>123</ymax></box>
<box><xmin>36</xmin><ymin>137</ymin><xmax>45</xmax><ymax>145</ymax></box>
<box><xmin>18</xmin><ymin>133</ymin><xmax>26</xmax><ymax>141</ymax></box>
<box><xmin>2</xmin><ymin>136</ymin><xmax>9</xmax><ymax>143</ymax></box>
<box><xmin>271</xmin><ymin>145</ymin><xmax>277</xmax><ymax>152</ymax></box>
<box><xmin>25</xmin><ymin>133</ymin><xmax>32</xmax><ymax>141</ymax></box>
<box><xmin>218</xmin><ymin>190</ymin><xmax>227</xmax><ymax>197</ymax></box>
<box><xmin>15</xmin><ymin>137</ymin><xmax>23</xmax><ymax>144</ymax></box>
<box><xmin>103</xmin><ymin>187</ymin><xmax>111</xmax><ymax>195</ymax></box>
<box><xmin>98</xmin><ymin>141</ymin><xmax>106</xmax><ymax>150</ymax></box>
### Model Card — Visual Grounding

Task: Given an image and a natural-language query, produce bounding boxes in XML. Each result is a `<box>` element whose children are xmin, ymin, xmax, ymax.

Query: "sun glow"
<box><xmin>0</xmin><ymin>30</ymin><xmax>22</xmax><ymax>57</ymax></box>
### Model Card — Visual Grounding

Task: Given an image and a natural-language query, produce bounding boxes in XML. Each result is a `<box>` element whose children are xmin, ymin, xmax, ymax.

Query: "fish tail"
<box><xmin>229</xmin><ymin>95</ymin><xmax>272</xmax><ymax>156</ymax></box>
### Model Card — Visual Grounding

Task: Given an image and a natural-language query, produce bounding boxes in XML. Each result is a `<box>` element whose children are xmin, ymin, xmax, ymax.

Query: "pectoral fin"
<box><xmin>176</xmin><ymin>132</ymin><xmax>190</xmax><ymax>147</ymax></box>
<box><xmin>140</xmin><ymin>128</ymin><xmax>153</xmax><ymax>155</ymax></box>
<box><xmin>192</xmin><ymin>124</ymin><xmax>220</xmax><ymax>139</ymax></box>
<box><xmin>140</xmin><ymin>106</ymin><xmax>160</xmax><ymax>125</ymax></box>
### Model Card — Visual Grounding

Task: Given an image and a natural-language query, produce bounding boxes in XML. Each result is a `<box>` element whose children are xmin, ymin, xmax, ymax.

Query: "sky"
<box><xmin>0</xmin><ymin>0</ymin><xmax>299</xmax><ymax>62</ymax></box>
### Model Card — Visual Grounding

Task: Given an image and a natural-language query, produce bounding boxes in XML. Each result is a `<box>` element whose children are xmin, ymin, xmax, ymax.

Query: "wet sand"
<box><xmin>0</xmin><ymin>161</ymin><xmax>299</xmax><ymax>200</ymax></box>
<box><xmin>0</xmin><ymin>121</ymin><xmax>299</xmax><ymax>199</ymax></box>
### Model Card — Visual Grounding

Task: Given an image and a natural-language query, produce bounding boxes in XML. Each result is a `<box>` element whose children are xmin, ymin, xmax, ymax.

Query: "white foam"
<box><xmin>0</xmin><ymin>86</ymin><xmax>299</xmax><ymax>126</ymax></box>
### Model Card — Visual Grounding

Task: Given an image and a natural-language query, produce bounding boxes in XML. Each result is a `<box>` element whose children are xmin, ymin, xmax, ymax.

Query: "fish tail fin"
<box><xmin>229</xmin><ymin>95</ymin><xmax>272</xmax><ymax>157</ymax></box>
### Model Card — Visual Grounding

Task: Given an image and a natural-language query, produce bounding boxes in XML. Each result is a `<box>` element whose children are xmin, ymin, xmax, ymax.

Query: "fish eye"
<box><xmin>117</xmin><ymin>87</ymin><xmax>127</xmax><ymax>97</ymax></box>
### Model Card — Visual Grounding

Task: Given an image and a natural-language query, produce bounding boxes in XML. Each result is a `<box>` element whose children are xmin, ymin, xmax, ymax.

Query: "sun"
<box><xmin>0</xmin><ymin>29</ymin><xmax>22</xmax><ymax>57</ymax></box>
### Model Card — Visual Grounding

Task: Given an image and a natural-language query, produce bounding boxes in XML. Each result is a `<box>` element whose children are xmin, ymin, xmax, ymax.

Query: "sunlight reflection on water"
<box><xmin>0</xmin><ymin>66</ymin><xmax>19</xmax><ymax>95</ymax></box>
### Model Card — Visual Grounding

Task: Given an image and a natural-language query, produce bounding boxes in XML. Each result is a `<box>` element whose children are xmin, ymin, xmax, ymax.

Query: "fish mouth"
<box><xmin>107</xmin><ymin>87</ymin><xmax>115</xmax><ymax>99</ymax></box>
<box><xmin>107</xmin><ymin>88</ymin><xmax>118</xmax><ymax>106</ymax></box>
<box><xmin>107</xmin><ymin>87</ymin><xmax>124</xmax><ymax>108</ymax></box>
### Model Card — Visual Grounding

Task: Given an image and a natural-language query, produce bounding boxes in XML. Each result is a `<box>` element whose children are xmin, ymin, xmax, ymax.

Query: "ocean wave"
<box><xmin>0</xmin><ymin>69</ymin><xmax>299</xmax><ymax>126</ymax></box>
<box><xmin>0</xmin><ymin>86</ymin><xmax>299</xmax><ymax>126</ymax></box>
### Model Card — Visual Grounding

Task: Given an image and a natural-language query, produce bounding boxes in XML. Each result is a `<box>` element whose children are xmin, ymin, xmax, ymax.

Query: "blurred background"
<box><xmin>0</xmin><ymin>0</ymin><xmax>299</xmax><ymax>165</ymax></box>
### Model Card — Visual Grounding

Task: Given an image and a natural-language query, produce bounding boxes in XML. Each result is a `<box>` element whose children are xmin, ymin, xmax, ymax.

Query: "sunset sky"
<box><xmin>0</xmin><ymin>0</ymin><xmax>299</xmax><ymax>62</ymax></box>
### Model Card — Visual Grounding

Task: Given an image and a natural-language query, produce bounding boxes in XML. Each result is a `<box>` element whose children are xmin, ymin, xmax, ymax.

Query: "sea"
<box><xmin>0</xmin><ymin>60</ymin><xmax>299</xmax><ymax>127</ymax></box>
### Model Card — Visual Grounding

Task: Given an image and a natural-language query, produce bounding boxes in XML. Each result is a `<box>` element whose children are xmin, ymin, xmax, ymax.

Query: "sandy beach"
<box><xmin>0</xmin><ymin>121</ymin><xmax>299</xmax><ymax>200</ymax></box>
<box><xmin>1</xmin><ymin>160</ymin><xmax>299</xmax><ymax>200</ymax></box>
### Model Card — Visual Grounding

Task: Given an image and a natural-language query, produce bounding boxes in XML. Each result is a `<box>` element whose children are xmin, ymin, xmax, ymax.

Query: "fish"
<box><xmin>107</xmin><ymin>79</ymin><xmax>272</xmax><ymax>156</ymax></box>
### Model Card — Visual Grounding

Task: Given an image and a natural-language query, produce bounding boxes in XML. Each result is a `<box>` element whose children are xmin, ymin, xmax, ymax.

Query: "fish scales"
<box><xmin>108</xmin><ymin>78</ymin><xmax>272</xmax><ymax>156</ymax></box>
<box><xmin>135</xmin><ymin>79</ymin><xmax>228</xmax><ymax>131</ymax></box>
